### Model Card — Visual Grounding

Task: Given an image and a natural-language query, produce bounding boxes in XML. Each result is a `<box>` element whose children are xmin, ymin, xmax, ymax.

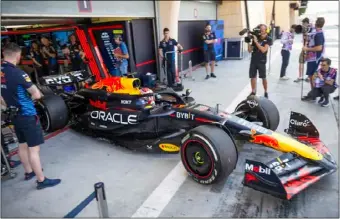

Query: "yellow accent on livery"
<box><xmin>159</xmin><ymin>143</ymin><xmax>180</xmax><ymax>152</ymax></box>
<box><xmin>271</xmin><ymin>132</ymin><xmax>323</xmax><ymax>161</ymax></box>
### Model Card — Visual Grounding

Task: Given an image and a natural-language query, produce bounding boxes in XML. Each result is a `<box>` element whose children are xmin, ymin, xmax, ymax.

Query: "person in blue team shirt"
<box><xmin>158</xmin><ymin>28</ymin><xmax>183</xmax><ymax>87</ymax></box>
<box><xmin>302</xmin><ymin>17</ymin><xmax>325</xmax><ymax>90</ymax></box>
<box><xmin>112</xmin><ymin>35</ymin><xmax>129</xmax><ymax>77</ymax></box>
<box><xmin>279</xmin><ymin>24</ymin><xmax>296</xmax><ymax>80</ymax></box>
<box><xmin>302</xmin><ymin>58</ymin><xmax>337</xmax><ymax>107</ymax></box>
<box><xmin>203</xmin><ymin>24</ymin><xmax>217</xmax><ymax>80</ymax></box>
<box><xmin>1</xmin><ymin>42</ymin><xmax>61</xmax><ymax>189</ymax></box>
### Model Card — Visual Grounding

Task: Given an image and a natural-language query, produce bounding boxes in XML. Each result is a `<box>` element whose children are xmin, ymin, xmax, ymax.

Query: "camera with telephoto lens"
<box><xmin>293</xmin><ymin>24</ymin><xmax>312</xmax><ymax>35</ymax></box>
<box><xmin>238</xmin><ymin>27</ymin><xmax>261</xmax><ymax>43</ymax></box>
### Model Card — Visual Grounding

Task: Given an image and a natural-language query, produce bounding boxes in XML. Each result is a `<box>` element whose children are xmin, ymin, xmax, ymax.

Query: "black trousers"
<box><xmin>280</xmin><ymin>50</ymin><xmax>290</xmax><ymax>77</ymax></box>
<box><xmin>307</xmin><ymin>84</ymin><xmax>336</xmax><ymax>101</ymax></box>
<box><xmin>163</xmin><ymin>59</ymin><xmax>175</xmax><ymax>87</ymax></box>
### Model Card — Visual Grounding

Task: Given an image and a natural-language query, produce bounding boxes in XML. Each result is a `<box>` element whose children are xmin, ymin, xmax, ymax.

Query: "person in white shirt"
<box><xmin>279</xmin><ymin>25</ymin><xmax>296</xmax><ymax>80</ymax></box>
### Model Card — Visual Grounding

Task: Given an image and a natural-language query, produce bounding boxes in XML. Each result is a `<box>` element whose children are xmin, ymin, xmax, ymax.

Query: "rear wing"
<box><xmin>40</xmin><ymin>70</ymin><xmax>91</xmax><ymax>86</ymax></box>
<box><xmin>243</xmin><ymin>157</ymin><xmax>336</xmax><ymax>200</ymax></box>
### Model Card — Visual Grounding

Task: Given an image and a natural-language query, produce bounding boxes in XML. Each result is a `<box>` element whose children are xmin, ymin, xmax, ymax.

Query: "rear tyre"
<box><xmin>180</xmin><ymin>125</ymin><xmax>238</xmax><ymax>185</ymax></box>
<box><xmin>234</xmin><ymin>95</ymin><xmax>280</xmax><ymax>131</ymax></box>
<box><xmin>37</xmin><ymin>85</ymin><xmax>54</xmax><ymax>96</ymax></box>
<box><xmin>35</xmin><ymin>95</ymin><xmax>69</xmax><ymax>132</ymax></box>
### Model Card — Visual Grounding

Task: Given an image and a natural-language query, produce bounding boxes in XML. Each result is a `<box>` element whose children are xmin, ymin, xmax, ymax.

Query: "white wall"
<box><xmin>179</xmin><ymin>1</ymin><xmax>217</xmax><ymax>21</ymax></box>
<box><xmin>247</xmin><ymin>0</ymin><xmax>266</xmax><ymax>29</ymax></box>
<box><xmin>1</xmin><ymin>1</ymin><xmax>155</xmax><ymax>17</ymax></box>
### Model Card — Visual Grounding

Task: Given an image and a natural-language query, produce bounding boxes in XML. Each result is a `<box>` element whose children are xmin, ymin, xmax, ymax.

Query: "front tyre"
<box><xmin>180</xmin><ymin>125</ymin><xmax>238</xmax><ymax>185</ymax></box>
<box><xmin>234</xmin><ymin>95</ymin><xmax>280</xmax><ymax>131</ymax></box>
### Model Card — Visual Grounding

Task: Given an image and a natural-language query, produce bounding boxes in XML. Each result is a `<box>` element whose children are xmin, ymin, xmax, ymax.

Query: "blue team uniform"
<box><xmin>1</xmin><ymin>61</ymin><xmax>44</xmax><ymax>147</ymax></box>
<box><xmin>159</xmin><ymin>38</ymin><xmax>178</xmax><ymax>86</ymax></box>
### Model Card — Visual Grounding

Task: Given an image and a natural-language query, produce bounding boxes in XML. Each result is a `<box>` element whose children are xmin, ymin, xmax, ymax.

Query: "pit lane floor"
<box><xmin>1</xmin><ymin>30</ymin><xmax>339</xmax><ymax>218</ymax></box>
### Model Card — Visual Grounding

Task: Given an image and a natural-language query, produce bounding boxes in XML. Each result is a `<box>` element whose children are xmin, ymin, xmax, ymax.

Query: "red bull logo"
<box><xmin>91</xmin><ymin>77</ymin><xmax>124</xmax><ymax>92</ymax></box>
<box><xmin>89</xmin><ymin>99</ymin><xmax>107</xmax><ymax>111</ymax></box>
<box><xmin>250</xmin><ymin>134</ymin><xmax>279</xmax><ymax>149</ymax></box>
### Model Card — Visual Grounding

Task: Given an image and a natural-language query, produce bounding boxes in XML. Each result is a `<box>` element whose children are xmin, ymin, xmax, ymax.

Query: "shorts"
<box><xmin>204</xmin><ymin>50</ymin><xmax>216</xmax><ymax>63</ymax></box>
<box><xmin>249</xmin><ymin>60</ymin><xmax>266</xmax><ymax>79</ymax></box>
<box><xmin>306</xmin><ymin>60</ymin><xmax>321</xmax><ymax>76</ymax></box>
<box><xmin>299</xmin><ymin>51</ymin><xmax>305</xmax><ymax>64</ymax></box>
<box><xmin>12</xmin><ymin>115</ymin><xmax>44</xmax><ymax>147</ymax></box>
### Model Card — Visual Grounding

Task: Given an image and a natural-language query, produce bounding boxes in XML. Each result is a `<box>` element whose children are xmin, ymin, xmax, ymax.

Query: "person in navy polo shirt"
<box><xmin>158</xmin><ymin>28</ymin><xmax>183</xmax><ymax>87</ymax></box>
<box><xmin>1</xmin><ymin>43</ymin><xmax>61</xmax><ymax>189</ymax></box>
<box><xmin>203</xmin><ymin>24</ymin><xmax>217</xmax><ymax>80</ymax></box>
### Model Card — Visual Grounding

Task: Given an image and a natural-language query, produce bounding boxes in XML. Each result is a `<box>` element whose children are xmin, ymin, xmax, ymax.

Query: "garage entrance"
<box><xmin>1</xmin><ymin>17</ymin><xmax>158</xmax><ymax>82</ymax></box>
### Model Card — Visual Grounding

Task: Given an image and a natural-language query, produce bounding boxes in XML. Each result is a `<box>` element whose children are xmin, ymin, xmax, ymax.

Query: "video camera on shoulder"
<box><xmin>239</xmin><ymin>27</ymin><xmax>261</xmax><ymax>43</ymax></box>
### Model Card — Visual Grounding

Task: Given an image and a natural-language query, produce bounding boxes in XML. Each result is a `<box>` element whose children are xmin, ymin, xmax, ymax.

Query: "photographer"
<box><xmin>1</xmin><ymin>43</ymin><xmax>61</xmax><ymax>189</ymax></box>
<box><xmin>247</xmin><ymin>24</ymin><xmax>273</xmax><ymax>98</ymax></box>
<box><xmin>302</xmin><ymin>17</ymin><xmax>325</xmax><ymax>90</ymax></box>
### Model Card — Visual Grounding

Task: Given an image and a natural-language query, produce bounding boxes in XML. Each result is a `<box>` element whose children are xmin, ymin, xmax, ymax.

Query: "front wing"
<box><xmin>243</xmin><ymin>137</ymin><xmax>337</xmax><ymax>200</ymax></box>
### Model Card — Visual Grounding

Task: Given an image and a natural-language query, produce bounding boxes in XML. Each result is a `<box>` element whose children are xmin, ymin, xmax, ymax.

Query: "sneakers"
<box><xmin>25</xmin><ymin>172</ymin><xmax>36</xmax><ymax>180</ymax></box>
<box><xmin>294</xmin><ymin>77</ymin><xmax>309</xmax><ymax>83</ymax></box>
<box><xmin>301</xmin><ymin>96</ymin><xmax>316</xmax><ymax>102</ymax></box>
<box><xmin>318</xmin><ymin>97</ymin><xmax>325</xmax><ymax>104</ymax></box>
<box><xmin>24</xmin><ymin>168</ymin><xmax>44</xmax><ymax>180</ymax></box>
<box><xmin>36</xmin><ymin>177</ymin><xmax>61</xmax><ymax>190</ymax></box>
<box><xmin>205</xmin><ymin>73</ymin><xmax>216</xmax><ymax>79</ymax></box>
<box><xmin>264</xmin><ymin>92</ymin><xmax>268</xmax><ymax>98</ymax></box>
<box><xmin>280</xmin><ymin>76</ymin><xmax>289</xmax><ymax>80</ymax></box>
<box><xmin>248</xmin><ymin>92</ymin><xmax>256</xmax><ymax>97</ymax></box>
<box><xmin>321</xmin><ymin>100</ymin><xmax>330</xmax><ymax>107</ymax></box>
<box><xmin>9</xmin><ymin>159</ymin><xmax>21</xmax><ymax>168</ymax></box>
<box><xmin>294</xmin><ymin>77</ymin><xmax>303</xmax><ymax>82</ymax></box>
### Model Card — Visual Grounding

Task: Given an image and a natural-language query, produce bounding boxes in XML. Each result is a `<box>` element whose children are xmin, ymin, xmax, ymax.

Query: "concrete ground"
<box><xmin>1</xmin><ymin>26</ymin><xmax>339</xmax><ymax>217</ymax></box>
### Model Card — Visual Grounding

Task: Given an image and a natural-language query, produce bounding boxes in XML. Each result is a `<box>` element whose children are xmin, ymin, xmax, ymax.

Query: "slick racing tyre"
<box><xmin>37</xmin><ymin>85</ymin><xmax>54</xmax><ymax>96</ymax></box>
<box><xmin>35</xmin><ymin>94</ymin><xmax>69</xmax><ymax>132</ymax></box>
<box><xmin>180</xmin><ymin>125</ymin><xmax>238</xmax><ymax>185</ymax></box>
<box><xmin>234</xmin><ymin>95</ymin><xmax>280</xmax><ymax>131</ymax></box>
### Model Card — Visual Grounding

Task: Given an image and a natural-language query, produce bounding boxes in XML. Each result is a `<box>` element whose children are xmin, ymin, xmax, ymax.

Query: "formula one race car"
<box><xmin>34</xmin><ymin>76</ymin><xmax>337</xmax><ymax>200</ymax></box>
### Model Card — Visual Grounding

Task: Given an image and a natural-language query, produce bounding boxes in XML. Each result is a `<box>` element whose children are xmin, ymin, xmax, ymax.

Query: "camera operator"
<box><xmin>302</xmin><ymin>17</ymin><xmax>325</xmax><ymax>90</ymax></box>
<box><xmin>1</xmin><ymin>43</ymin><xmax>61</xmax><ymax>189</ymax></box>
<box><xmin>247</xmin><ymin>24</ymin><xmax>273</xmax><ymax>98</ymax></box>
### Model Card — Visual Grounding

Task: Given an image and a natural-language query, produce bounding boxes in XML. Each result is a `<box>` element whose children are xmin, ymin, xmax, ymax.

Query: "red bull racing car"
<box><xmin>33</xmin><ymin>74</ymin><xmax>337</xmax><ymax>200</ymax></box>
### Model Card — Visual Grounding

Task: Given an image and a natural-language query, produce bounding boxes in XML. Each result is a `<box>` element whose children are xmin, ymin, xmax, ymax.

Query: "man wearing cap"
<box><xmin>112</xmin><ymin>35</ymin><xmax>129</xmax><ymax>77</ymax></box>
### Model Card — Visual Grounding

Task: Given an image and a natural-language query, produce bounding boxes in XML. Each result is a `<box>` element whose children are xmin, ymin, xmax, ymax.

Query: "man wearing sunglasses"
<box><xmin>302</xmin><ymin>58</ymin><xmax>337</xmax><ymax>107</ymax></box>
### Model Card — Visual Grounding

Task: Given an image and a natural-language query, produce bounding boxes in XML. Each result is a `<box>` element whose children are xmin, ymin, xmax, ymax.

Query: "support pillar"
<box><xmin>154</xmin><ymin>0</ymin><xmax>181</xmax><ymax>82</ymax></box>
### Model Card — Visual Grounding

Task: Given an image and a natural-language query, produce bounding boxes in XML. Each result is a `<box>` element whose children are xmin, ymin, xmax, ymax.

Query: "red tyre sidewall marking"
<box><xmin>181</xmin><ymin>139</ymin><xmax>215</xmax><ymax>179</ymax></box>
